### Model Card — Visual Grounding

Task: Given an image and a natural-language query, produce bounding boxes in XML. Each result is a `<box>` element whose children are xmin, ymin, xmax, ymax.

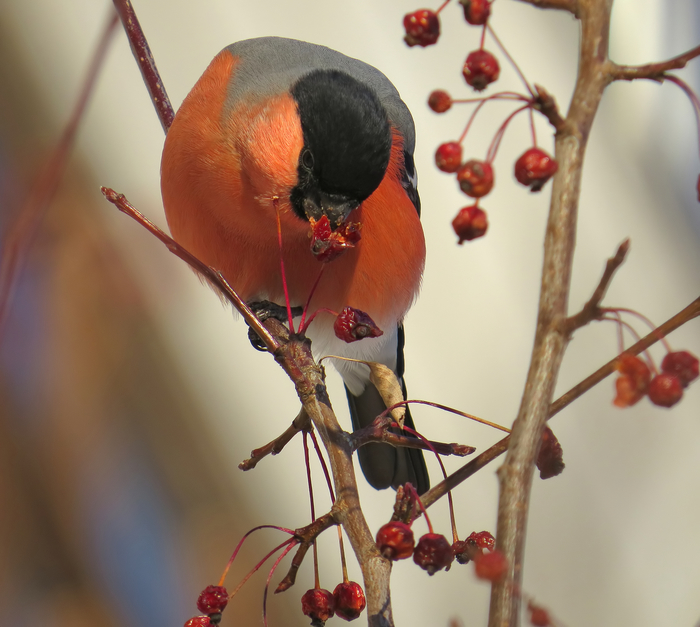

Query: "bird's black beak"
<box><xmin>303</xmin><ymin>190</ymin><xmax>359</xmax><ymax>228</ymax></box>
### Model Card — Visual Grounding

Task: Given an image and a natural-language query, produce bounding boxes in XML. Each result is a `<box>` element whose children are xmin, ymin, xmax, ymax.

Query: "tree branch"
<box><xmin>609</xmin><ymin>44</ymin><xmax>700</xmax><ymax>82</ymax></box>
<box><xmin>514</xmin><ymin>0</ymin><xmax>579</xmax><ymax>16</ymax></box>
<box><xmin>239</xmin><ymin>409</ymin><xmax>311</xmax><ymax>471</ymax></box>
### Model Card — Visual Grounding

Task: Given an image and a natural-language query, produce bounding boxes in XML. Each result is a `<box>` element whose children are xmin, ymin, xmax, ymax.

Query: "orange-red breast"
<box><xmin>161</xmin><ymin>37</ymin><xmax>428</xmax><ymax>493</ymax></box>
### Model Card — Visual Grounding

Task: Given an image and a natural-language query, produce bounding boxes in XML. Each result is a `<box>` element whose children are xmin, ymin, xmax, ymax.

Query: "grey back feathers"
<box><xmin>223</xmin><ymin>37</ymin><xmax>416</xmax><ymax>156</ymax></box>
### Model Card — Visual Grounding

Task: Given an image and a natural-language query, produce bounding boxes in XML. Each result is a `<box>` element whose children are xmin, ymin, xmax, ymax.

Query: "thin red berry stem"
<box><xmin>529</xmin><ymin>107</ymin><xmax>538</xmax><ymax>147</ymax></box>
<box><xmin>299</xmin><ymin>266</ymin><xmax>326</xmax><ymax>332</ymax></box>
<box><xmin>229</xmin><ymin>537</ymin><xmax>296</xmax><ymax>602</ymax></box>
<box><xmin>405</xmin><ymin>483</ymin><xmax>434</xmax><ymax>534</ymax></box>
<box><xmin>397</xmin><ymin>422</ymin><xmax>459</xmax><ymax>543</ymax></box>
<box><xmin>262</xmin><ymin>541</ymin><xmax>297</xmax><ymax>627</ymax></box>
<box><xmin>486</xmin><ymin>104</ymin><xmax>531</xmax><ymax>162</ymax></box>
<box><xmin>601</xmin><ymin>314</ymin><xmax>658</xmax><ymax>373</ymax></box>
<box><xmin>219</xmin><ymin>525</ymin><xmax>295</xmax><ymax>587</ymax></box>
<box><xmin>479</xmin><ymin>23</ymin><xmax>487</xmax><ymax>50</ymax></box>
<box><xmin>436</xmin><ymin>0</ymin><xmax>451</xmax><ymax>14</ymax></box>
<box><xmin>303</xmin><ymin>432</ymin><xmax>321</xmax><ymax>590</ymax></box>
<box><xmin>452</xmin><ymin>92</ymin><xmax>530</xmax><ymax>105</ymax></box>
<box><xmin>300</xmin><ymin>307</ymin><xmax>339</xmax><ymax>333</ymax></box>
<box><xmin>309</xmin><ymin>430</ymin><xmax>336</xmax><ymax>502</ymax></box>
<box><xmin>338</xmin><ymin>525</ymin><xmax>349</xmax><ymax>583</ymax></box>
<box><xmin>664</xmin><ymin>74</ymin><xmax>700</xmax><ymax>160</ymax></box>
<box><xmin>604</xmin><ymin>307</ymin><xmax>673</xmax><ymax>353</ymax></box>
<box><xmin>273</xmin><ymin>198</ymin><xmax>295</xmax><ymax>334</ymax></box>
<box><xmin>487</xmin><ymin>24</ymin><xmax>535</xmax><ymax>97</ymax></box>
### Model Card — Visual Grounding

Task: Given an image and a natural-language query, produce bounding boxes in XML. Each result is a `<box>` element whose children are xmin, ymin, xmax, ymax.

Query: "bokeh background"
<box><xmin>1</xmin><ymin>1</ymin><xmax>699</xmax><ymax>626</ymax></box>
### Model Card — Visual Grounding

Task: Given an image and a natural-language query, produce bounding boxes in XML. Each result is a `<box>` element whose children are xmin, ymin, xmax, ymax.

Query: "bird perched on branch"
<box><xmin>161</xmin><ymin>37</ymin><xmax>428</xmax><ymax>493</ymax></box>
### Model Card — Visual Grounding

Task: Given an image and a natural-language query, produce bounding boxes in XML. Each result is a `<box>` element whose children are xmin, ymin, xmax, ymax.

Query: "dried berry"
<box><xmin>428</xmin><ymin>89</ymin><xmax>452</xmax><ymax>113</ymax></box>
<box><xmin>457</xmin><ymin>159</ymin><xmax>494</xmax><ymax>197</ymax></box>
<box><xmin>474</xmin><ymin>549</ymin><xmax>508</xmax><ymax>582</ymax></box>
<box><xmin>648</xmin><ymin>373</ymin><xmax>683</xmax><ymax>408</ymax></box>
<box><xmin>435</xmin><ymin>142</ymin><xmax>463</xmax><ymax>173</ymax></box>
<box><xmin>413</xmin><ymin>533</ymin><xmax>454</xmax><ymax>574</ymax></box>
<box><xmin>333</xmin><ymin>581</ymin><xmax>366</xmax><ymax>621</ymax></box>
<box><xmin>661</xmin><ymin>350</ymin><xmax>699</xmax><ymax>387</ymax></box>
<box><xmin>334</xmin><ymin>307</ymin><xmax>383</xmax><ymax>343</ymax></box>
<box><xmin>403</xmin><ymin>9</ymin><xmax>440</xmax><ymax>47</ymax></box>
<box><xmin>469</xmin><ymin>530</ymin><xmax>495</xmax><ymax>551</ymax></box>
<box><xmin>459</xmin><ymin>0</ymin><xmax>491</xmax><ymax>25</ymax></box>
<box><xmin>452</xmin><ymin>205</ymin><xmax>488</xmax><ymax>243</ymax></box>
<box><xmin>376</xmin><ymin>521</ymin><xmax>415</xmax><ymax>560</ymax></box>
<box><xmin>196</xmin><ymin>585</ymin><xmax>228</xmax><ymax>615</ymax></box>
<box><xmin>463</xmin><ymin>49</ymin><xmax>500</xmax><ymax>91</ymax></box>
<box><xmin>613</xmin><ymin>354</ymin><xmax>651</xmax><ymax>408</ymax></box>
<box><xmin>528</xmin><ymin>602</ymin><xmax>552</xmax><ymax>627</ymax></box>
<box><xmin>184</xmin><ymin>617</ymin><xmax>213</xmax><ymax>627</ymax></box>
<box><xmin>537</xmin><ymin>425</ymin><xmax>565</xmax><ymax>479</ymax></box>
<box><xmin>452</xmin><ymin>539</ymin><xmax>478</xmax><ymax>564</ymax></box>
<box><xmin>301</xmin><ymin>588</ymin><xmax>336</xmax><ymax>626</ymax></box>
<box><xmin>310</xmin><ymin>215</ymin><xmax>361</xmax><ymax>263</ymax></box>
<box><xmin>514</xmin><ymin>147</ymin><xmax>558</xmax><ymax>192</ymax></box>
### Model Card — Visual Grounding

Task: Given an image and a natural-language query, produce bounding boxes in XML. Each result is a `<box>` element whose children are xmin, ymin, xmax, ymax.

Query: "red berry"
<box><xmin>333</xmin><ymin>307</ymin><xmax>383</xmax><ymax>343</ymax></box>
<box><xmin>184</xmin><ymin>617</ymin><xmax>213</xmax><ymax>627</ymax></box>
<box><xmin>403</xmin><ymin>9</ymin><xmax>440</xmax><ymax>47</ymax></box>
<box><xmin>613</xmin><ymin>354</ymin><xmax>651</xmax><ymax>408</ymax></box>
<box><xmin>376</xmin><ymin>521</ymin><xmax>415</xmax><ymax>560</ymax></box>
<box><xmin>413</xmin><ymin>533</ymin><xmax>454</xmax><ymax>575</ymax></box>
<box><xmin>435</xmin><ymin>142</ymin><xmax>463</xmax><ymax>173</ymax></box>
<box><xmin>474</xmin><ymin>549</ymin><xmax>508</xmax><ymax>582</ymax></box>
<box><xmin>428</xmin><ymin>89</ymin><xmax>452</xmax><ymax>113</ymax></box>
<box><xmin>459</xmin><ymin>0</ymin><xmax>491</xmax><ymax>25</ymax></box>
<box><xmin>661</xmin><ymin>350</ymin><xmax>699</xmax><ymax>387</ymax></box>
<box><xmin>457</xmin><ymin>159</ymin><xmax>494</xmax><ymax>197</ymax></box>
<box><xmin>514</xmin><ymin>148</ymin><xmax>558</xmax><ymax>192</ymax></box>
<box><xmin>468</xmin><ymin>530</ymin><xmax>495</xmax><ymax>551</ymax></box>
<box><xmin>463</xmin><ymin>49</ymin><xmax>500</xmax><ymax>91</ymax></box>
<box><xmin>333</xmin><ymin>581</ymin><xmax>366</xmax><ymax>621</ymax></box>
<box><xmin>301</xmin><ymin>588</ymin><xmax>335</xmax><ymax>625</ymax></box>
<box><xmin>648</xmin><ymin>373</ymin><xmax>683</xmax><ymax>408</ymax></box>
<box><xmin>452</xmin><ymin>205</ymin><xmax>488</xmax><ymax>243</ymax></box>
<box><xmin>310</xmin><ymin>215</ymin><xmax>362</xmax><ymax>263</ymax></box>
<box><xmin>196</xmin><ymin>585</ymin><xmax>228</xmax><ymax>615</ymax></box>
<box><xmin>528</xmin><ymin>602</ymin><xmax>552</xmax><ymax>627</ymax></box>
<box><xmin>536</xmin><ymin>425</ymin><xmax>565</xmax><ymax>479</ymax></box>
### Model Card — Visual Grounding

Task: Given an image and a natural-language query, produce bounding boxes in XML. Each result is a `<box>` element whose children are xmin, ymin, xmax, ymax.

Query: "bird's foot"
<box><xmin>247</xmin><ymin>300</ymin><xmax>303</xmax><ymax>351</ymax></box>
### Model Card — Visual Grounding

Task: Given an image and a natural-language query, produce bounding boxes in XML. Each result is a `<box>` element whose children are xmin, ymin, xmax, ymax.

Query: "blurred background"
<box><xmin>1</xmin><ymin>0</ymin><xmax>699</xmax><ymax>626</ymax></box>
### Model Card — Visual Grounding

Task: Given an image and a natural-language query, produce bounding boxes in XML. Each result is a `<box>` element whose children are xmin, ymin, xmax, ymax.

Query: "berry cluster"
<box><xmin>405</xmin><ymin>0</ymin><xmax>558</xmax><ymax>244</ymax></box>
<box><xmin>301</xmin><ymin>582</ymin><xmax>367</xmax><ymax>626</ymax></box>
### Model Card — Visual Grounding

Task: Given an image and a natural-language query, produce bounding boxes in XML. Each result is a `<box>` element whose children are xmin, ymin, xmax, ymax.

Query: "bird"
<box><xmin>160</xmin><ymin>37</ymin><xmax>428</xmax><ymax>494</ymax></box>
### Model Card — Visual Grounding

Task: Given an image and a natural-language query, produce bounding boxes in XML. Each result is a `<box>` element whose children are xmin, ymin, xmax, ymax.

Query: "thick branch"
<box><xmin>112</xmin><ymin>0</ymin><xmax>175</xmax><ymax>131</ymax></box>
<box><xmin>489</xmin><ymin>3</ymin><xmax>613</xmax><ymax>626</ymax></box>
<box><xmin>610</xmin><ymin>44</ymin><xmax>700</xmax><ymax>82</ymax></box>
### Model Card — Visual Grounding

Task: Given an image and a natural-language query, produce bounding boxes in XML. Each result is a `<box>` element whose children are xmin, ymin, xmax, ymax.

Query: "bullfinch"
<box><xmin>160</xmin><ymin>37</ymin><xmax>428</xmax><ymax>494</ymax></box>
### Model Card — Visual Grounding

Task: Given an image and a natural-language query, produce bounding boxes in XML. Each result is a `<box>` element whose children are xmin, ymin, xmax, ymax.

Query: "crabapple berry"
<box><xmin>435</xmin><ymin>142</ymin><xmax>463</xmax><ymax>173</ymax></box>
<box><xmin>474</xmin><ymin>549</ymin><xmax>508</xmax><ymax>582</ymax></box>
<box><xmin>196</xmin><ymin>585</ymin><xmax>228</xmax><ymax>615</ymax></box>
<box><xmin>459</xmin><ymin>0</ymin><xmax>491</xmax><ymax>25</ymax></box>
<box><xmin>301</xmin><ymin>588</ymin><xmax>336</xmax><ymax>625</ymax></box>
<box><xmin>333</xmin><ymin>581</ymin><xmax>366</xmax><ymax>621</ymax></box>
<box><xmin>184</xmin><ymin>618</ymin><xmax>213</xmax><ymax>627</ymax></box>
<box><xmin>514</xmin><ymin>148</ymin><xmax>558</xmax><ymax>192</ymax></box>
<box><xmin>376</xmin><ymin>521</ymin><xmax>415</xmax><ymax>560</ymax></box>
<box><xmin>457</xmin><ymin>159</ymin><xmax>494</xmax><ymax>197</ymax></box>
<box><xmin>403</xmin><ymin>9</ymin><xmax>440</xmax><ymax>47</ymax></box>
<box><xmin>648</xmin><ymin>373</ymin><xmax>683</xmax><ymax>408</ymax></box>
<box><xmin>528</xmin><ymin>602</ymin><xmax>552</xmax><ymax>627</ymax></box>
<box><xmin>661</xmin><ymin>350</ymin><xmax>699</xmax><ymax>387</ymax></box>
<box><xmin>537</xmin><ymin>425</ymin><xmax>565</xmax><ymax>479</ymax></box>
<box><xmin>613</xmin><ymin>354</ymin><xmax>651</xmax><ymax>408</ymax></box>
<box><xmin>463</xmin><ymin>49</ymin><xmax>500</xmax><ymax>91</ymax></box>
<box><xmin>468</xmin><ymin>530</ymin><xmax>495</xmax><ymax>551</ymax></box>
<box><xmin>413</xmin><ymin>533</ymin><xmax>454</xmax><ymax>575</ymax></box>
<box><xmin>334</xmin><ymin>307</ymin><xmax>383</xmax><ymax>343</ymax></box>
<box><xmin>428</xmin><ymin>89</ymin><xmax>452</xmax><ymax>113</ymax></box>
<box><xmin>452</xmin><ymin>205</ymin><xmax>488</xmax><ymax>243</ymax></box>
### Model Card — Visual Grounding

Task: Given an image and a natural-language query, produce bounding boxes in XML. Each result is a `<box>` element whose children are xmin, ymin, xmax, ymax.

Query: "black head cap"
<box><xmin>290</xmin><ymin>69</ymin><xmax>392</xmax><ymax>224</ymax></box>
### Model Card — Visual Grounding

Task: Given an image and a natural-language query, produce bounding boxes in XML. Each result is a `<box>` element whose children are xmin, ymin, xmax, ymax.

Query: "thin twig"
<box><xmin>0</xmin><ymin>11</ymin><xmax>119</xmax><ymax>339</ymax></box>
<box><xmin>239</xmin><ymin>409</ymin><xmax>311</xmax><ymax>470</ymax></box>
<box><xmin>609</xmin><ymin>44</ymin><xmax>700</xmax><ymax>82</ymax></box>
<box><xmin>112</xmin><ymin>0</ymin><xmax>175</xmax><ymax>131</ymax></box>
<box><xmin>101</xmin><ymin>188</ymin><xmax>279</xmax><ymax>351</ymax></box>
<box><xmin>514</xmin><ymin>0</ymin><xmax>579</xmax><ymax>15</ymax></box>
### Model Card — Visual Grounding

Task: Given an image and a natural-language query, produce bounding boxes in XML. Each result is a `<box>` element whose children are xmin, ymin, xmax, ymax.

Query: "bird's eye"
<box><xmin>301</xmin><ymin>149</ymin><xmax>314</xmax><ymax>170</ymax></box>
